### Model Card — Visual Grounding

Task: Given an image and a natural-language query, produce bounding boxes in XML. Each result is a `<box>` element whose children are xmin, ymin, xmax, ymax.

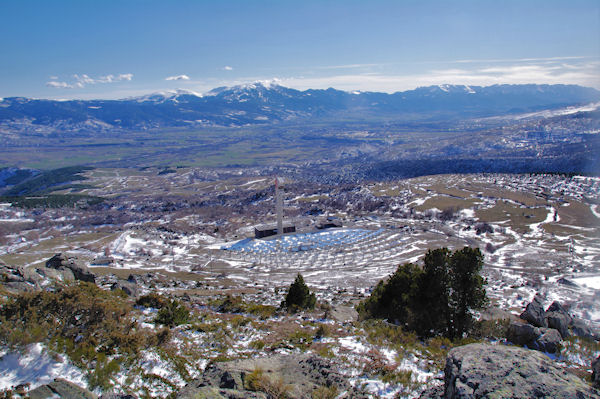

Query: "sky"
<box><xmin>1</xmin><ymin>0</ymin><xmax>599</xmax><ymax>99</ymax></box>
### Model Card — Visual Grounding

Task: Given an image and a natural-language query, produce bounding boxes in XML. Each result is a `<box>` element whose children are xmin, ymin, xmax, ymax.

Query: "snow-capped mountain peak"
<box><xmin>436</xmin><ymin>84</ymin><xmax>477</xmax><ymax>94</ymax></box>
<box><xmin>128</xmin><ymin>89</ymin><xmax>202</xmax><ymax>103</ymax></box>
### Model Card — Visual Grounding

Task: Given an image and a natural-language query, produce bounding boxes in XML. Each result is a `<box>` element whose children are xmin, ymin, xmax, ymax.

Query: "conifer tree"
<box><xmin>282</xmin><ymin>273</ymin><xmax>316</xmax><ymax>312</ymax></box>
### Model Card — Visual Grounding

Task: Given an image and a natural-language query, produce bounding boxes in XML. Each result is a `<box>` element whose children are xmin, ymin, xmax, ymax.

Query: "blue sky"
<box><xmin>1</xmin><ymin>0</ymin><xmax>598</xmax><ymax>99</ymax></box>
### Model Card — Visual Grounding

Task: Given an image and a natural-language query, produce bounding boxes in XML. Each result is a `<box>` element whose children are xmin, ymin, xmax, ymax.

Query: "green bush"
<box><xmin>136</xmin><ymin>293</ymin><xmax>168</xmax><ymax>309</ymax></box>
<box><xmin>0</xmin><ymin>282</ymin><xmax>146</xmax><ymax>389</ymax></box>
<box><xmin>282</xmin><ymin>274</ymin><xmax>316</xmax><ymax>312</ymax></box>
<box><xmin>217</xmin><ymin>294</ymin><xmax>244</xmax><ymax>313</ymax></box>
<box><xmin>357</xmin><ymin>247</ymin><xmax>487</xmax><ymax>339</ymax></box>
<box><xmin>154</xmin><ymin>299</ymin><xmax>190</xmax><ymax>327</ymax></box>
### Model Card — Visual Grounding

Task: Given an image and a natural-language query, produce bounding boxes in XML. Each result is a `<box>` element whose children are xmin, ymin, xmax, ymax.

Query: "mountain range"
<box><xmin>1</xmin><ymin>83</ymin><xmax>599</xmax><ymax>133</ymax></box>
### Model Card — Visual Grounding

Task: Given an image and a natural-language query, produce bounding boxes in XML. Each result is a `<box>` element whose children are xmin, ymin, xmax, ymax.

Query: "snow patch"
<box><xmin>0</xmin><ymin>343</ymin><xmax>87</xmax><ymax>391</ymax></box>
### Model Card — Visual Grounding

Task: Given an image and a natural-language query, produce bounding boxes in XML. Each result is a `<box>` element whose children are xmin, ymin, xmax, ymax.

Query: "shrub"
<box><xmin>154</xmin><ymin>299</ymin><xmax>190</xmax><ymax>327</ymax></box>
<box><xmin>312</xmin><ymin>385</ymin><xmax>338</xmax><ymax>399</ymax></box>
<box><xmin>217</xmin><ymin>294</ymin><xmax>244</xmax><ymax>313</ymax></box>
<box><xmin>245</xmin><ymin>303</ymin><xmax>277</xmax><ymax>319</ymax></box>
<box><xmin>314</xmin><ymin>324</ymin><xmax>331</xmax><ymax>339</ymax></box>
<box><xmin>245</xmin><ymin>368</ymin><xmax>291</xmax><ymax>399</ymax></box>
<box><xmin>136</xmin><ymin>293</ymin><xmax>168</xmax><ymax>309</ymax></box>
<box><xmin>0</xmin><ymin>282</ymin><xmax>146</xmax><ymax>390</ymax></box>
<box><xmin>249</xmin><ymin>339</ymin><xmax>265</xmax><ymax>350</ymax></box>
<box><xmin>282</xmin><ymin>274</ymin><xmax>316</xmax><ymax>312</ymax></box>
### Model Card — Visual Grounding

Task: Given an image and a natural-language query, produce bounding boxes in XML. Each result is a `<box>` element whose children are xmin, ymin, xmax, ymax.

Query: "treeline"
<box><xmin>4</xmin><ymin>166</ymin><xmax>93</xmax><ymax>196</ymax></box>
<box><xmin>363</xmin><ymin>157</ymin><xmax>600</xmax><ymax>180</ymax></box>
<box><xmin>0</xmin><ymin>194</ymin><xmax>104</xmax><ymax>208</ymax></box>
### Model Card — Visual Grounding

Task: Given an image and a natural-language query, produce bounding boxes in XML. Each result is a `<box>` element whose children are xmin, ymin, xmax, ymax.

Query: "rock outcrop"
<box><xmin>177</xmin><ymin>354</ymin><xmax>366</xmax><ymax>399</ymax></box>
<box><xmin>45</xmin><ymin>253</ymin><xmax>96</xmax><ymax>283</ymax></box>
<box><xmin>324</xmin><ymin>305</ymin><xmax>358</xmax><ymax>323</ymax></box>
<box><xmin>28</xmin><ymin>378</ymin><xmax>96</xmax><ymax>399</ymax></box>
<box><xmin>421</xmin><ymin>343</ymin><xmax>598</xmax><ymax>398</ymax></box>
<box><xmin>513</xmin><ymin>295</ymin><xmax>599</xmax><ymax>347</ymax></box>
<box><xmin>0</xmin><ymin>261</ymin><xmax>41</xmax><ymax>292</ymax></box>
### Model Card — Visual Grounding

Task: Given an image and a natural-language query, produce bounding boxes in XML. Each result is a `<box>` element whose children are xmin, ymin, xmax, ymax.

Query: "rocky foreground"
<box><xmin>1</xmin><ymin>253</ymin><xmax>599</xmax><ymax>398</ymax></box>
<box><xmin>21</xmin><ymin>344</ymin><xmax>600</xmax><ymax>399</ymax></box>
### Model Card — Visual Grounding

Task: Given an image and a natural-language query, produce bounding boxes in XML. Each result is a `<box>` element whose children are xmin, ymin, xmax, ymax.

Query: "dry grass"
<box><xmin>476</xmin><ymin>200</ymin><xmax>548</xmax><ymax>234</ymax></box>
<box><xmin>415</xmin><ymin>196</ymin><xmax>479</xmax><ymax>212</ymax></box>
<box><xmin>556</xmin><ymin>200</ymin><xmax>599</xmax><ymax>228</ymax></box>
<box><xmin>465</xmin><ymin>183</ymin><xmax>548</xmax><ymax>207</ymax></box>
<box><xmin>426</xmin><ymin>183</ymin><xmax>474</xmax><ymax>199</ymax></box>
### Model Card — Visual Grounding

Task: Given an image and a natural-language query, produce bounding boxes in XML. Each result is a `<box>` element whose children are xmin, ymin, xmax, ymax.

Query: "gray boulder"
<box><xmin>546</xmin><ymin>300</ymin><xmax>571</xmax><ymax>320</ymax></box>
<box><xmin>46</xmin><ymin>253</ymin><xmax>96</xmax><ymax>283</ymax></box>
<box><xmin>177</xmin><ymin>354</ymin><xmax>364</xmax><ymax>399</ymax></box>
<box><xmin>28</xmin><ymin>379</ymin><xmax>96</xmax><ymax>399</ymax></box>
<box><xmin>36</xmin><ymin>266</ymin><xmax>75</xmax><ymax>282</ymax></box>
<box><xmin>442</xmin><ymin>343</ymin><xmax>597</xmax><ymax>398</ymax></box>
<box><xmin>520</xmin><ymin>294</ymin><xmax>547</xmax><ymax>327</ymax></box>
<box><xmin>593</xmin><ymin>355</ymin><xmax>600</xmax><ymax>389</ymax></box>
<box><xmin>111</xmin><ymin>280</ymin><xmax>140</xmax><ymax>297</ymax></box>
<box><xmin>507</xmin><ymin>322</ymin><xmax>541</xmax><ymax>347</ymax></box>
<box><xmin>506</xmin><ymin>322</ymin><xmax>563</xmax><ymax>354</ymax></box>
<box><xmin>545</xmin><ymin>311</ymin><xmax>570</xmax><ymax>338</ymax></box>
<box><xmin>535</xmin><ymin>328</ymin><xmax>563</xmax><ymax>353</ymax></box>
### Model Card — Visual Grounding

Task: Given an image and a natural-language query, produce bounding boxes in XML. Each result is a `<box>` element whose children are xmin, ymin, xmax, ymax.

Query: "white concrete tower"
<box><xmin>275</xmin><ymin>176</ymin><xmax>283</xmax><ymax>235</ymax></box>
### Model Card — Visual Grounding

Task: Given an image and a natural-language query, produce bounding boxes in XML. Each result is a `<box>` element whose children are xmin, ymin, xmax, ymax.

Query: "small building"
<box><xmin>90</xmin><ymin>255</ymin><xmax>114</xmax><ymax>266</ymax></box>
<box><xmin>254</xmin><ymin>223</ymin><xmax>296</xmax><ymax>239</ymax></box>
<box><xmin>316</xmin><ymin>216</ymin><xmax>342</xmax><ymax>230</ymax></box>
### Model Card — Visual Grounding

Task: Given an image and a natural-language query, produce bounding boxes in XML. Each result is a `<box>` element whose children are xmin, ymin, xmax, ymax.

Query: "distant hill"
<box><xmin>1</xmin><ymin>83</ymin><xmax>599</xmax><ymax>133</ymax></box>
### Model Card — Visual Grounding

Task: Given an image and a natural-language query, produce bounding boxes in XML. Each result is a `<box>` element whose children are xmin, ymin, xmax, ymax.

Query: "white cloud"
<box><xmin>46</xmin><ymin>81</ymin><xmax>73</xmax><ymax>88</ymax></box>
<box><xmin>165</xmin><ymin>74</ymin><xmax>190</xmax><ymax>81</ymax></box>
<box><xmin>46</xmin><ymin>73</ymin><xmax>134</xmax><ymax>89</ymax></box>
<box><xmin>223</xmin><ymin>66</ymin><xmax>233</xmax><ymax>71</ymax></box>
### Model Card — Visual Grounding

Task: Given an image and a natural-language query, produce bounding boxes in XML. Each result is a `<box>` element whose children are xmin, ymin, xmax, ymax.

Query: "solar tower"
<box><xmin>275</xmin><ymin>176</ymin><xmax>283</xmax><ymax>235</ymax></box>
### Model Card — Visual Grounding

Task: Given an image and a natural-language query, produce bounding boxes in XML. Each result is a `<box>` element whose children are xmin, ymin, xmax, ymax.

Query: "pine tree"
<box><xmin>357</xmin><ymin>247</ymin><xmax>487</xmax><ymax>339</ymax></box>
<box><xmin>282</xmin><ymin>273</ymin><xmax>316</xmax><ymax>312</ymax></box>
<box><xmin>447</xmin><ymin>247</ymin><xmax>487</xmax><ymax>339</ymax></box>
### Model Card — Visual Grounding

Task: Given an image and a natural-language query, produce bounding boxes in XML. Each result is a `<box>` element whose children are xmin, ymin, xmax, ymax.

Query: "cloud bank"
<box><xmin>277</xmin><ymin>58</ymin><xmax>600</xmax><ymax>92</ymax></box>
<box><xmin>46</xmin><ymin>73</ymin><xmax>133</xmax><ymax>89</ymax></box>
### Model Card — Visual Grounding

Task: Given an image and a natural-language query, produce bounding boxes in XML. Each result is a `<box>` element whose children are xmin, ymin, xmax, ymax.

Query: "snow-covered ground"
<box><xmin>0</xmin><ymin>343</ymin><xmax>86</xmax><ymax>391</ymax></box>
